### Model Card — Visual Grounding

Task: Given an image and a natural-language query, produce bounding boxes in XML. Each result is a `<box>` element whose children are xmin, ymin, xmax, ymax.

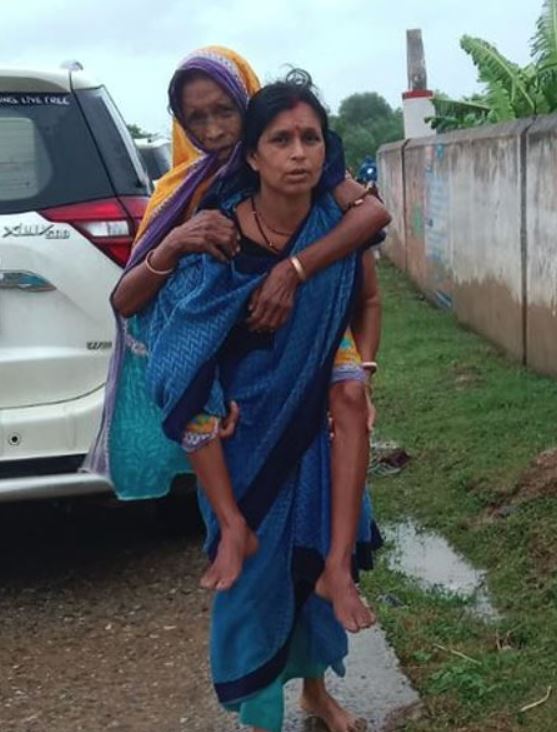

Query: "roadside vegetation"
<box><xmin>363</xmin><ymin>262</ymin><xmax>557</xmax><ymax>731</ymax></box>
<box><xmin>430</xmin><ymin>0</ymin><xmax>557</xmax><ymax>131</ymax></box>
<box><xmin>330</xmin><ymin>92</ymin><xmax>403</xmax><ymax>170</ymax></box>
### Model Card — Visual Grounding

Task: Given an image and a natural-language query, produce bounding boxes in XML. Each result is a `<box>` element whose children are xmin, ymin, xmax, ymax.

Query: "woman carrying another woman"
<box><xmin>84</xmin><ymin>49</ymin><xmax>388</xmax><ymax>729</ymax></box>
<box><xmin>137</xmin><ymin>70</ymin><xmax>381</xmax><ymax>732</ymax></box>
<box><xmin>98</xmin><ymin>47</ymin><xmax>386</xmax><ymax>631</ymax></box>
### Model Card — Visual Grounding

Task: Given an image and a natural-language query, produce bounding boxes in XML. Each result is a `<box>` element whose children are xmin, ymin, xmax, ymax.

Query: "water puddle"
<box><xmin>382</xmin><ymin>520</ymin><xmax>499</xmax><ymax>621</ymax></box>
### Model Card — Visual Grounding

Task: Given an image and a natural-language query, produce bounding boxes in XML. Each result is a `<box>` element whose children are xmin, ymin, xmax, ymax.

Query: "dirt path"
<box><xmin>0</xmin><ymin>496</ymin><xmax>419</xmax><ymax>732</ymax></box>
<box><xmin>0</xmin><ymin>497</ymin><xmax>231</xmax><ymax>732</ymax></box>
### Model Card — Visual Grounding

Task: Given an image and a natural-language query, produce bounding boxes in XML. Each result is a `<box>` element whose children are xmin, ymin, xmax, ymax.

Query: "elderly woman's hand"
<box><xmin>161</xmin><ymin>210</ymin><xmax>239</xmax><ymax>265</ymax></box>
<box><xmin>219</xmin><ymin>401</ymin><xmax>240</xmax><ymax>439</ymax></box>
<box><xmin>246</xmin><ymin>259</ymin><xmax>300</xmax><ymax>332</ymax></box>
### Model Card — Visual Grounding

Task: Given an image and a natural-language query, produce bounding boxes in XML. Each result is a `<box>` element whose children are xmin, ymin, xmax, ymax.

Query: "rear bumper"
<box><xmin>0</xmin><ymin>387</ymin><xmax>105</xmax><ymax>462</ymax></box>
<box><xmin>0</xmin><ymin>471</ymin><xmax>112</xmax><ymax>502</ymax></box>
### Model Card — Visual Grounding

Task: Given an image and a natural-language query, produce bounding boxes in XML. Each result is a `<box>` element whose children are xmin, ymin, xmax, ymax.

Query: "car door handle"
<box><xmin>0</xmin><ymin>270</ymin><xmax>56</xmax><ymax>292</ymax></box>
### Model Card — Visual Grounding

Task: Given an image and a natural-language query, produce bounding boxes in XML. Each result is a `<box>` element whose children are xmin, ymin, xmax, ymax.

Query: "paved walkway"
<box><xmin>281</xmin><ymin>627</ymin><xmax>421</xmax><ymax>731</ymax></box>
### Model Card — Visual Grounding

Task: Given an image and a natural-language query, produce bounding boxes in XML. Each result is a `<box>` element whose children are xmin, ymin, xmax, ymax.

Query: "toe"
<box><xmin>216</xmin><ymin>574</ymin><xmax>236</xmax><ymax>591</ymax></box>
<box><xmin>358</xmin><ymin>609</ymin><xmax>374</xmax><ymax>629</ymax></box>
<box><xmin>200</xmin><ymin>564</ymin><xmax>219</xmax><ymax>589</ymax></box>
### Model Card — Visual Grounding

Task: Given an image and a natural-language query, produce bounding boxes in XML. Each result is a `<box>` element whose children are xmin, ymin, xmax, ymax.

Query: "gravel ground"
<box><xmin>0</xmin><ymin>495</ymin><xmax>420</xmax><ymax>732</ymax></box>
<box><xmin>0</xmin><ymin>495</ymin><xmax>232</xmax><ymax>732</ymax></box>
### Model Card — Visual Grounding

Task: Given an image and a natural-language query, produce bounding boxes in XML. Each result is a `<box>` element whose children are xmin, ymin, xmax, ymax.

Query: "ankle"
<box><xmin>302</xmin><ymin>677</ymin><xmax>326</xmax><ymax>697</ymax></box>
<box><xmin>219</xmin><ymin>512</ymin><xmax>249</xmax><ymax>534</ymax></box>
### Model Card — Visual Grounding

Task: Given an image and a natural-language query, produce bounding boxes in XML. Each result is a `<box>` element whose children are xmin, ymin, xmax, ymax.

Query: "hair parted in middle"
<box><xmin>242</xmin><ymin>68</ymin><xmax>330</xmax><ymax>156</ymax></box>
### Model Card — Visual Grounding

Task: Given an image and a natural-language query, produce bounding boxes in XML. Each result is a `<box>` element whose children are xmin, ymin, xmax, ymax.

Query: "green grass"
<box><xmin>362</xmin><ymin>262</ymin><xmax>557</xmax><ymax>731</ymax></box>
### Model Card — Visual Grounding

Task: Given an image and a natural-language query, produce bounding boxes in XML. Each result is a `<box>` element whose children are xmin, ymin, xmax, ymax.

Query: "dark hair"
<box><xmin>243</xmin><ymin>68</ymin><xmax>329</xmax><ymax>155</ymax></box>
<box><xmin>201</xmin><ymin>69</ymin><xmax>343</xmax><ymax>208</ymax></box>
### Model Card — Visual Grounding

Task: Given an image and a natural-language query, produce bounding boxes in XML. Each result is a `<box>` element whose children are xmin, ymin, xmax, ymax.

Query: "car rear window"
<box><xmin>76</xmin><ymin>87</ymin><xmax>152</xmax><ymax>197</ymax></box>
<box><xmin>140</xmin><ymin>144</ymin><xmax>171</xmax><ymax>180</ymax></box>
<box><xmin>0</xmin><ymin>92</ymin><xmax>114</xmax><ymax>215</ymax></box>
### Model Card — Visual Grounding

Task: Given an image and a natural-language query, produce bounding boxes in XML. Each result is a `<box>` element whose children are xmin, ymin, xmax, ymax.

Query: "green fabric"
<box><xmin>226</xmin><ymin>623</ymin><xmax>339</xmax><ymax>731</ymax></box>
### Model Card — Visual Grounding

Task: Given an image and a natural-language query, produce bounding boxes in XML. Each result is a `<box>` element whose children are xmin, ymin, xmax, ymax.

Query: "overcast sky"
<box><xmin>0</xmin><ymin>0</ymin><xmax>540</xmax><ymax>135</ymax></box>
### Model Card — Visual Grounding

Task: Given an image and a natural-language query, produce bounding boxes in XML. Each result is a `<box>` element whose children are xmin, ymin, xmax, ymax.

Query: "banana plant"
<box><xmin>460</xmin><ymin>35</ymin><xmax>538</xmax><ymax>117</ymax></box>
<box><xmin>427</xmin><ymin>97</ymin><xmax>491</xmax><ymax>132</ymax></box>
<box><xmin>531</xmin><ymin>0</ymin><xmax>557</xmax><ymax>108</ymax></box>
<box><xmin>428</xmin><ymin>0</ymin><xmax>557</xmax><ymax>131</ymax></box>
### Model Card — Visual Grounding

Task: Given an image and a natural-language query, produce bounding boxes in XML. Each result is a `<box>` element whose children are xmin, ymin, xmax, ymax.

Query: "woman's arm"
<box><xmin>352</xmin><ymin>250</ymin><xmax>381</xmax><ymax>433</ymax></box>
<box><xmin>298</xmin><ymin>180</ymin><xmax>389</xmax><ymax>279</ymax></box>
<box><xmin>112</xmin><ymin>210</ymin><xmax>238</xmax><ymax>317</ymax></box>
<box><xmin>246</xmin><ymin>188</ymin><xmax>390</xmax><ymax>331</ymax></box>
<box><xmin>351</xmin><ymin>250</ymin><xmax>381</xmax><ymax>362</ymax></box>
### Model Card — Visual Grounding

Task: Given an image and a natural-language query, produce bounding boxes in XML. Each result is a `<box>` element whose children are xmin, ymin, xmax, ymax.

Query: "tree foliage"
<box><xmin>429</xmin><ymin>0</ymin><xmax>557</xmax><ymax>131</ymax></box>
<box><xmin>330</xmin><ymin>92</ymin><xmax>403</xmax><ymax>171</ymax></box>
<box><xmin>127</xmin><ymin>123</ymin><xmax>152</xmax><ymax>139</ymax></box>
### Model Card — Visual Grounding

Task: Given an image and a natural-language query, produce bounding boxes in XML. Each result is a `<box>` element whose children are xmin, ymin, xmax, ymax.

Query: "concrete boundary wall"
<box><xmin>378</xmin><ymin>115</ymin><xmax>556</xmax><ymax>377</ymax></box>
<box><xmin>377</xmin><ymin>140</ymin><xmax>407</xmax><ymax>271</ymax></box>
<box><xmin>525</xmin><ymin>116</ymin><xmax>557</xmax><ymax>375</ymax></box>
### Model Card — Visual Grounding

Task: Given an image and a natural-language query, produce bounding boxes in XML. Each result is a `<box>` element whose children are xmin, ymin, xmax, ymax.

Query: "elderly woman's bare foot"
<box><xmin>315</xmin><ymin>563</ymin><xmax>376</xmax><ymax>633</ymax></box>
<box><xmin>301</xmin><ymin>678</ymin><xmax>367</xmax><ymax>731</ymax></box>
<box><xmin>200</xmin><ymin>519</ymin><xmax>258</xmax><ymax>591</ymax></box>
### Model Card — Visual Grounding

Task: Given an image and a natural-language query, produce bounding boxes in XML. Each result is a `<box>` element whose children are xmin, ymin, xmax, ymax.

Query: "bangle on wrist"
<box><xmin>144</xmin><ymin>248</ymin><xmax>175</xmax><ymax>277</ymax></box>
<box><xmin>289</xmin><ymin>255</ymin><xmax>307</xmax><ymax>283</ymax></box>
<box><xmin>361</xmin><ymin>360</ymin><xmax>378</xmax><ymax>374</ymax></box>
<box><xmin>343</xmin><ymin>188</ymin><xmax>373</xmax><ymax>213</ymax></box>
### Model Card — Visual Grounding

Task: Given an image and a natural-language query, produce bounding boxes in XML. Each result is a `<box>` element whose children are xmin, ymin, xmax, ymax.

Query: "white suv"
<box><xmin>0</xmin><ymin>65</ymin><xmax>152</xmax><ymax>501</ymax></box>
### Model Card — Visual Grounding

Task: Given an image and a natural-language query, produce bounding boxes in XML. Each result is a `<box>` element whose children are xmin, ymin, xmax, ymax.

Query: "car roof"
<box><xmin>0</xmin><ymin>67</ymin><xmax>101</xmax><ymax>93</ymax></box>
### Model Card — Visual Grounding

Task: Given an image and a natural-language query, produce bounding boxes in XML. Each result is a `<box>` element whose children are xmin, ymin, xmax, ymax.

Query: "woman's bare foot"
<box><xmin>315</xmin><ymin>563</ymin><xmax>376</xmax><ymax>633</ymax></box>
<box><xmin>301</xmin><ymin>678</ymin><xmax>367</xmax><ymax>732</ymax></box>
<box><xmin>200</xmin><ymin>519</ymin><xmax>259</xmax><ymax>592</ymax></box>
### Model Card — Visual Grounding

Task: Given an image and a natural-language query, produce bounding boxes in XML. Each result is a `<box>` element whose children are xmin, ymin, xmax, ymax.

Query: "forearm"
<box><xmin>296</xmin><ymin>196</ymin><xmax>390</xmax><ymax>280</ymax></box>
<box><xmin>112</xmin><ymin>239</ymin><xmax>180</xmax><ymax>317</ymax></box>
<box><xmin>352</xmin><ymin>252</ymin><xmax>381</xmax><ymax>362</ymax></box>
<box><xmin>352</xmin><ymin>299</ymin><xmax>381</xmax><ymax>362</ymax></box>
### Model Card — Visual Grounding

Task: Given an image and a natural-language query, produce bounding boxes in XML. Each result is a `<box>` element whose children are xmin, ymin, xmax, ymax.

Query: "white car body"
<box><xmin>0</xmin><ymin>66</ymin><xmax>154</xmax><ymax>501</ymax></box>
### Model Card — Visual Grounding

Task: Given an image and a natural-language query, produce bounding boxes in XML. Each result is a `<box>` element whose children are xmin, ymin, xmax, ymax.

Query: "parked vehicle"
<box><xmin>0</xmin><ymin>64</ymin><xmax>154</xmax><ymax>502</ymax></box>
<box><xmin>135</xmin><ymin>137</ymin><xmax>171</xmax><ymax>186</ymax></box>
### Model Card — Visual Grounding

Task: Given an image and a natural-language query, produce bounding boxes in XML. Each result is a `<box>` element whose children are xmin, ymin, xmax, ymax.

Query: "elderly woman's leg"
<box><xmin>188</xmin><ymin>436</ymin><xmax>258</xmax><ymax>591</ymax></box>
<box><xmin>316</xmin><ymin>380</ymin><xmax>375</xmax><ymax>632</ymax></box>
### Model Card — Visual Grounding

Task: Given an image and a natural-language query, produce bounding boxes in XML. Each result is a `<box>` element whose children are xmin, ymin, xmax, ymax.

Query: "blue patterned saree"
<box><xmin>134</xmin><ymin>192</ymin><xmax>377</xmax><ymax>731</ymax></box>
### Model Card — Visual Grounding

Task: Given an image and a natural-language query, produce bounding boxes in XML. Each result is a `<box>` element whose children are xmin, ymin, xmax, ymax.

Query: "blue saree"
<box><xmin>134</xmin><ymin>192</ymin><xmax>378</xmax><ymax>730</ymax></box>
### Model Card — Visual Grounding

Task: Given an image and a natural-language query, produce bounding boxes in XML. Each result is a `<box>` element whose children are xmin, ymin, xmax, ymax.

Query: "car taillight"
<box><xmin>119</xmin><ymin>196</ymin><xmax>150</xmax><ymax>233</ymax></box>
<box><xmin>41</xmin><ymin>196</ymin><xmax>149</xmax><ymax>267</ymax></box>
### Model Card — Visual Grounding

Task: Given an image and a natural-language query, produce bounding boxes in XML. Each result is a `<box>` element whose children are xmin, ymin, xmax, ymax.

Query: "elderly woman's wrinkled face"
<box><xmin>248</xmin><ymin>102</ymin><xmax>326</xmax><ymax>196</ymax></box>
<box><xmin>181</xmin><ymin>76</ymin><xmax>242</xmax><ymax>160</ymax></box>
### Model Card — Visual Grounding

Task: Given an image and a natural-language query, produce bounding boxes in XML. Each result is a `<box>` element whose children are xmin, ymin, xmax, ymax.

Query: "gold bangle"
<box><xmin>289</xmin><ymin>255</ymin><xmax>307</xmax><ymax>283</ymax></box>
<box><xmin>144</xmin><ymin>249</ymin><xmax>175</xmax><ymax>277</ymax></box>
<box><xmin>344</xmin><ymin>188</ymin><xmax>373</xmax><ymax>213</ymax></box>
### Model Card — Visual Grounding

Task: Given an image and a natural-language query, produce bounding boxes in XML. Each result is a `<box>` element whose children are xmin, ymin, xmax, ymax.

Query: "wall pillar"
<box><xmin>402</xmin><ymin>90</ymin><xmax>435</xmax><ymax>138</ymax></box>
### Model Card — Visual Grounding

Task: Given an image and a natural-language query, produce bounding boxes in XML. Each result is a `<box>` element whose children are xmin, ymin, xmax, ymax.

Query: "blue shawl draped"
<box><xmin>134</xmin><ymin>192</ymin><xmax>375</xmax><ymax>715</ymax></box>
